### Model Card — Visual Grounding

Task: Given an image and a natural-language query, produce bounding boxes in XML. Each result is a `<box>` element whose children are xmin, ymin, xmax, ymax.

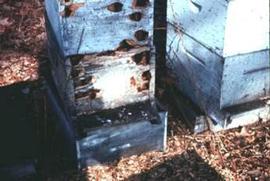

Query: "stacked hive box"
<box><xmin>167</xmin><ymin>0</ymin><xmax>270</xmax><ymax>131</ymax></box>
<box><xmin>45</xmin><ymin>0</ymin><xmax>167</xmax><ymax>167</ymax></box>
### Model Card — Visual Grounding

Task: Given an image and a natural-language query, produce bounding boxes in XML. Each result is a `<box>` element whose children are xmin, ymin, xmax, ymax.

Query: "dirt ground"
<box><xmin>0</xmin><ymin>1</ymin><xmax>269</xmax><ymax>180</ymax></box>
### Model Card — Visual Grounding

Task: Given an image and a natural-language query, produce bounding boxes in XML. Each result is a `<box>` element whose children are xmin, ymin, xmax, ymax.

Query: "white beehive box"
<box><xmin>45</xmin><ymin>0</ymin><xmax>156</xmax><ymax>116</ymax></box>
<box><xmin>167</xmin><ymin>0</ymin><xmax>270</xmax><ymax>130</ymax></box>
<box><xmin>45</xmin><ymin>0</ymin><xmax>154</xmax><ymax>56</ymax></box>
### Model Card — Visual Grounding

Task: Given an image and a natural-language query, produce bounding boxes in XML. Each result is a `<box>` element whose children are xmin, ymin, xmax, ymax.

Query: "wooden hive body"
<box><xmin>167</xmin><ymin>0</ymin><xmax>270</xmax><ymax>130</ymax></box>
<box><xmin>45</xmin><ymin>0</ymin><xmax>154</xmax><ymax>56</ymax></box>
<box><xmin>45</xmin><ymin>0</ymin><xmax>156</xmax><ymax>117</ymax></box>
<box><xmin>45</xmin><ymin>0</ymin><xmax>167</xmax><ymax>166</ymax></box>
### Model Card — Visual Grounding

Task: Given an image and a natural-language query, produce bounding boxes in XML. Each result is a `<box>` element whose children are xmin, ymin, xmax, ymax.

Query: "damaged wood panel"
<box><xmin>47</xmin><ymin>48</ymin><xmax>156</xmax><ymax>116</ymax></box>
<box><xmin>221</xmin><ymin>50</ymin><xmax>270</xmax><ymax>108</ymax></box>
<box><xmin>76</xmin><ymin>111</ymin><xmax>167</xmax><ymax>168</ymax></box>
<box><xmin>46</xmin><ymin>14</ymin><xmax>156</xmax><ymax>117</ymax></box>
<box><xmin>167</xmin><ymin>0</ymin><xmax>228</xmax><ymax>56</ymax></box>
<box><xmin>77</xmin><ymin>101</ymin><xmax>160</xmax><ymax>134</ymax></box>
<box><xmin>166</xmin><ymin>24</ymin><xmax>226</xmax><ymax>123</ymax></box>
<box><xmin>45</xmin><ymin>0</ymin><xmax>154</xmax><ymax>56</ymax></box>
<box><xmin>71</xmin><ymin>47</ymin><xmax>156</xmax><ymax>115</ymax></box>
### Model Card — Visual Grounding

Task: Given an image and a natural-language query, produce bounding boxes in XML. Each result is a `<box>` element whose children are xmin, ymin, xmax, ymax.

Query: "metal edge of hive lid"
<box><xmin>45</xmin><ymin>0</ymin><xmax>155</xmax><ymax>57</ymax></box>
<box><xmin>166</xmin><ymin>0</ymin><xmax>229</xmax><ymax>127</ymax></box>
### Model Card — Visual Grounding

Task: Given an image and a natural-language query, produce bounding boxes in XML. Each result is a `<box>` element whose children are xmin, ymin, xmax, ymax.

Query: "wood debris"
<box><xmin>1</xmin><ymin>1</ymin><xmax>269</xmax><ymax>180</ymax></box>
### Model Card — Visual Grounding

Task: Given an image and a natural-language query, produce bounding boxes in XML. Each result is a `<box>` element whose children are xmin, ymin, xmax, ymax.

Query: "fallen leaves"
<box><xmin>0</xmin><ymin>52</ymin><xmax>39</xmax><ymax>87</ymax></box>
<box><xmin>0</xmin><ymin>17</ymin><xmax>13</xmax><ymax>33</ymax></box>
<box><xmin>1</xmin><ymin>0</ymin><xmax>270</xmax><ymax>180</ymax></box>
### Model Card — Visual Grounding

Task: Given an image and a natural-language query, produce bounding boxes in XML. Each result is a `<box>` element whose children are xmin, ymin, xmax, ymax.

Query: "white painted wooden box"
<box><xmin>46</xmin><ymin>22</ymin><xmax>155</xmax><ymax>117</ymax></box>
<box><xmin>45</xmin><ymin>0</ymin><xmax>156</xmax><ymax>116</ymax></box>
<box><xmin>167</xmin><ymin>0</ymin><xmax>270</xmax><ymax>130</ymax></box>
<box><xmin>45</xmin><ymin>0</ymin><xmax>154</xmax><ymax>56</ymax></box>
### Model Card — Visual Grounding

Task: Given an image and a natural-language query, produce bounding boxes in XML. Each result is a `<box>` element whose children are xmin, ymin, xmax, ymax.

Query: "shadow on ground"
<box><xmin>127</xmin><ymin>150</ymin><xmax>222</xmax><ymax>181</ymax></box>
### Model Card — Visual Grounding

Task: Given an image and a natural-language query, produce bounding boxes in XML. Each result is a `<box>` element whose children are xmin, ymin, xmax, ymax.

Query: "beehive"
<box><xmin>167</xmin><ymin>0</ymin><xmax>270</xmax><ymax>130</ymax></box>
<box><xmin>45</xmin><ymin>0</ymin><xmax>154</xmax><ymax>56</ymax></box>
<box><xmin>45</xmin><ymin>0</ymin><xmax>167</xmax><ymax>166</ymax></box>
<box><xmin>45</xmin><ymin>0</ymin><xmax>156</xmax><ymax>117</ymax></box>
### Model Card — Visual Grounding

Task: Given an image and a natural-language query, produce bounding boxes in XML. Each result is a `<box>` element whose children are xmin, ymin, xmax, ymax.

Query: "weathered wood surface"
<box><xmin>221</xmin><ymin>0</ymin><xmax>270</xmax><ymax>108</ymax></box>
<box><xmin>166</xmin><ymin>24</ymin><xmax>227</xmax><ymax>124</ymax></box>
<box><xmin>45</xmin><ymin>0</ymin><xmax>154</xmax><ymax>56</ymax></box>
<box><xmin>72</xmin><ymin>48</ymin><xmax>155</xmax><ymax>115</ymax></box>
<box><xmin>76</xmin><ymin>111</ymin><xmax>167</xmax><ymax>168</ymax></box>
<box><xmin>77</xmin><ymin>100</ymin><xmax>160</xmax><ymax>134</ymax></box>
<box><xmin>221</xmin><ymin>50</ymin><xmax>270</xmax><ymax>108</ymax></box>
<box><xmin>167</xmin><ymin>0</ymin><xmax>270</xmax><ymax>129</ymax></box>
<box><xmin>46</xmin><ymin>16</ymin><xmax>156</xmax><ymax>116</ymax></box>
<box><xmin>167</xmin><ymin>0</ymin><xmax>228</xmax><ymax>56</ymax></box>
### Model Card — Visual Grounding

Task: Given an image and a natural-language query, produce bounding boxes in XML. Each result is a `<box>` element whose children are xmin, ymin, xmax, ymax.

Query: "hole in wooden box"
<box><xmin>137</xmin><ymin>82</ymin><xmax>149</xmax><ymax>92</ymax></box>
<box><xmin>132</xmin><ymin>51</ymin><xmax>150</xmax><ymax>65</ymax></box>
<box><xmin>116</xmin><ymin>39</ymin><xmax>137</xmax><ymax>51</ymax></box>
<box><xmin>134</xmin><ymin>30</ymin><xmax>149</xmax><ymax>41</ymax></box>
<box><xmin>75</xmin><ymin>89</ymin><xmax>101</xmax><ymax>100</ymax></box>
<box><xmin>70</xmin><ymin>55</ymin><xmax>84</xmax><ymax>66</ymax></box>
<box><xmin>130</xmin><ymin>76</ymin><xmax>137</xmax><ymax>87</ymax></box>
<box><xmin>97</xmin><ymin>51</ymin><xmax>116</xmax><ymax>57</ymax></box>
<box><xmin>74</xmin><ymin>76</ymin><xmax>95</xmax><ymax>87</ymax></box>
<box><xmin>129</xmin><ymin>12</ymin><xmax>143</xmax><ymax>21</ymax></box>
<box><xmin>107</xmin><ymin>2</ymin><xmax>123</xmax><ymax>12</ymax></box>
<box><xmin>62</xmin><ymin>3</ymin><xmax>84</xmax><ymax>17</ymax></box>
<box><xmin>142</xmin><ymin>70</ymin><xmax>152</xmax><ymax>81</ymax></box>
<box><xmin>89</xmin><ymin>89</ymin><xmax>101</xmax><ymax>99</ymax></box>
<box><xmin>76</xmin><ymin>101</ymin><xmax>159</xmax><ymax>131</ymax></box>
<box><xmin>71</xmin><ymin>68</ymin><xmax>83</xmax><ymax>78</ymax></box>
<box><xmin>132</xmin><ymin>0</ymin><xmax>149</xmax><ymax>8</ymax></box>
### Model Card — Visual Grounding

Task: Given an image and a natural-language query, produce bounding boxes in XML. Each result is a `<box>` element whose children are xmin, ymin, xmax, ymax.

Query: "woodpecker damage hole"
<box><xmin>70</xmin><ymin>55</ymin><xmax>84</xmax><ymax>66</ymax></box>
<box><xmin>107</xmin><ymin>2</ymin><xmax>123</xmax><ymax>12</ymax></box>
<box><xmin>132</xmin><ymin>51</ymin><xmax>150</xmax><ymax>65</ymax></box>
<box><xmin>74</xmin><ymin>76</ymin><xmax>95</xmax><ymax>87</ymax></box>
<box><xmin>130</xmin><ymin>76</ymin><xmax>137</xmax><ymax>87</ymax></box>
<box><xmin>137</xmin><ymin>70</ymin><xmax>151</xmax><ymax>92</ymax></box>
<box><xmin>137</xmin><ymin>82</ymin><xmax>150</xmax><ymax>92</ymax></box>
<box><xmin>132</xmin><ymin>0</ymin><xmax>150</xmax><ymax>8</ymax></box>
<box><xmin>71</xmin><ymin>67</ymin><xmax>84</xmax><ymax>78</ymax></box>
<box><xmin>129</xmin><ymin>12</ymin><xmax>143</xmax><ymax>21</ymax></box>
<box><xmin>134</xmin><ymin>30</ymin><xmax>149</xmax><ymax>41</ymax></box>
<box><xmin>75</xmin><ymin>89</ymin><xmax>101</xmax><ymax>100</ymax></box>
<box><xmin>97</xmin><ymin>51</ymin><xmax>116</xmax><ymax>57</ymax></box>
<box><xmin>61</xmin><ymin>3</ymin><xmax>84</xmax><ymax>17</ymax></box>
<box><xmin>142</xmin><ymin>70</ymin><xmax>152</xmax><ymax>81</ymax></box>
<box><xmin>117</xmin><ymin>39</ymin><xmax>137</xmax><ymax>51</ymax></box>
